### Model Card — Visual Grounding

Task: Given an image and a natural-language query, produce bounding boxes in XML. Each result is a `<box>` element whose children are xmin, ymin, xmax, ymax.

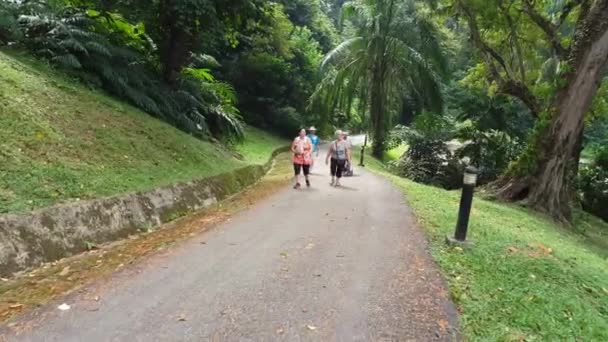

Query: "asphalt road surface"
<box><xmin>2</xmin><ymin>148</ymin><xmax>458</xmax><ymax>341</ymax></box>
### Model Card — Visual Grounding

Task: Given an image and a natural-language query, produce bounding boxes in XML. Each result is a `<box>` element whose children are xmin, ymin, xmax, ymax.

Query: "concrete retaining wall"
<box><xmin>0</xmin><ymin>147</ymin><xmax>289</xmax><ymax>277</ymax></box>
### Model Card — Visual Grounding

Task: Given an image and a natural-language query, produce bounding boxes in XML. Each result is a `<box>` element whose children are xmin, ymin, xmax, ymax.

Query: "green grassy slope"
<box><xmin>0</xmin><ymin>50</ymin><xmax>286</xmax><ymax>214</ymax></box>
<box><xmin>361</xmin><ymin>153</ymin><xmax>608</xmax><ymax>341</ymax></box>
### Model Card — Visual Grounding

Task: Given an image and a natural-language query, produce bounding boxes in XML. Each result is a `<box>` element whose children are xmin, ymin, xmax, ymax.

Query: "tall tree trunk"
<box><xmin>371</xmin><ymin>64</ymin><xmax>387</xmax><ymax>158</ymax></box>
<box><xmin>161</xmin><ymin>28</ymin><xmax>189</xmax><ymax>86</ymax></box>
<box><xmin>158</xmin><ymin>0</ymin><xmax>191</xmax><ymax>87</ymax></box>
<box><xmin>400</xmin><ymin>96</ymin><xmax>419</xmax><ymax>126</ymax></box>
<box><xmin>526</xmin><ymin>28</ymin><xmax>608</xmax><ymax>220</ymax></box>
<box><xmin>571</xmin><ymin>128</ymin><xmax>584</xmax><ymax>177</ymax></box>
<box><xmin>495</xmin><ymin>12</ymin><xmax>608</xmax><ymax>221</ymax></box>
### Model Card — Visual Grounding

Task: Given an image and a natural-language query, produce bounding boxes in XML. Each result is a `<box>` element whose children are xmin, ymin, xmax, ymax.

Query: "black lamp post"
<box><xmin>446</xmin><ymin>166</ymin><xmax>478</xmax><ymax>247</ymax></box>
<box><xmin>359</xmin><ymin>134</ymin><xmax>368</xmax><ymax>167</ymax></box>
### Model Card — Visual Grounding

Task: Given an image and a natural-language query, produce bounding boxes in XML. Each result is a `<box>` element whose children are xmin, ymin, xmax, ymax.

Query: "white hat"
<box><xmin>335</xmin><ymin>129</ymin><xmax>343</xmax><ymax>136</ymax></box>
<box><xmin>309</xmin><ymin>126</ymin><xmax>317</xmax><ymax>131</ymax></box>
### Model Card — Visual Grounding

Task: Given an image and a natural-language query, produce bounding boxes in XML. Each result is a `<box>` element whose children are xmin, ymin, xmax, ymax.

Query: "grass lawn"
<box><xmin>384</xmin><ymin>143</ymin><xmax>408</xmax><ymax>161</ymax></box>
<box><xmin>234</xmin><ymin>126</ymin><xmax>288</xmax><ymax>164</ymax></box>
<box><xmin>0</xmin><ymin>50</ymin><xmax>286</xmax><ymax>214</ymax></box>
<box><xmin>359</xmin><ymin>151</ymin><xmax>608</xmax><ymax>341</ymax></box>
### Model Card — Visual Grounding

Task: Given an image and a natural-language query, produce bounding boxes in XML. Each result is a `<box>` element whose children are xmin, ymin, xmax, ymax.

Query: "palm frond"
<box><xmin>321</xmin><ymin>37</ymin><xmax>363</xmax><ymax>69</ymax></box>
<box><xmin>191</xmin><ymin>53</ymin><xmax>221</xmax><ymax>68</ymax></box>
<box><xmin>52</xmin><ymin>53</ymin><xmax>81</xmax><ymax>69</ymax></box>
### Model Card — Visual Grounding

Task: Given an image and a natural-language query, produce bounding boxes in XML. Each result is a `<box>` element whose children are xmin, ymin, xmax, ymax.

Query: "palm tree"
<box><xmin>311</xmin><ymin>0</ymin><xmax>448</xmax><ymax>157</ymax></box>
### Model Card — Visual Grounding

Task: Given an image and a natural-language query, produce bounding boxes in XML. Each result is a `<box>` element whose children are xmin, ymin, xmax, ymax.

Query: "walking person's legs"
<box><xmin>330</xmin><ymin>158</ymin><xmax>338</xmax><ymax>185</ymax></box>
<box><xmin>335</xmin><ymin>160</ymin><xmax>345</xmax><ymax>186</ymax></box>
<box><xmin>293</xmin><ymin>163</ymin><xmax>302</xmax><ymax>189</ymax></box>
<box><xmin>303</xmin><ymin>164</ymin><xmax>311</xmax><ymax>187</ymax></box>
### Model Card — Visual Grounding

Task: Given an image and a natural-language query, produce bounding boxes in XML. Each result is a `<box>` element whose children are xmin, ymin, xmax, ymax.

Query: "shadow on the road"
<box><xmin>335</xmin><ymin>185</ymin><xmax>358</xmax><ymax>191</ymax></box>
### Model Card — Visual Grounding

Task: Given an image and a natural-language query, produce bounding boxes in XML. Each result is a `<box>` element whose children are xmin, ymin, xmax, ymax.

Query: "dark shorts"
<box><xmin>330</xmin><ymin>158</ymin><xmax>346</xmax><ymax>178</ymax></box>
<box><xmin>294</xmin><ymin>163</ymin><xmax>310</xmax><ymax>176</ymax></box>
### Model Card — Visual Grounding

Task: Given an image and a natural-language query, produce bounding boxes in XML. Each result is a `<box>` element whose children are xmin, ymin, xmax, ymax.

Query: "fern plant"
<box><xmin>13</xmin><ymin>2</ymin><xmax>243</xmax><ymax>140</ymax></box>
<box><xmin>0</xmin><ymin>0</ymin><xmax>23</xmax><ymax>44</ymax></box>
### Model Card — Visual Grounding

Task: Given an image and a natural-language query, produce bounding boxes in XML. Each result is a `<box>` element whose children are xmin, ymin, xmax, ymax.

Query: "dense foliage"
<box><xmin>578</xmin><ymin>145</ymin><xmax>608</xmax><ymax>222</ymax></box>
<box><xmin>310</xmin><ymin>0</ymin><xmax>449</xmax><ymax>156</ymax></box>
<box><xmin>2</xmin><ymin>0</ymin><xmax>607</xmax><ymax>221</ymax></box>
<box><xmin>0</xmin><ymin>0</ymin><xmax>337</xmax><ymax>139</ymax></box>
<box><xmin>380</xmin><ymin>0</ymin><xmax>607</xmax><ymax>223</ymax></box>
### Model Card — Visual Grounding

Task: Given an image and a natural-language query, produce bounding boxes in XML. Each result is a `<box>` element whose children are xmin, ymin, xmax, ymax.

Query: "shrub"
<box><xmin>0</xmin><ymin>1</ymin><xmax>21</xmax><ymax>45</ymax></box>
<box><xmin>578</xmin><ymin>147</ymin><xmax>608</xmax><ymax>222</ymax></box>
<box><xmin>274</xmin><ymin>106</ymin><xmax>304</xmax><ymax>135</ymax></box>
<box><xmin>11</xmin><ymin>3</ymin><xmax>242</xmax><ymax>140</ymax></box>
<box><xmin>455</xmin><ymin>121</ymin><xmax>522</xmax><ymax>185</ymax></box>
<box><xmin>389</xmin><ymin>116</ymin><xmax>465</xmax><ymax>189</ymax></box>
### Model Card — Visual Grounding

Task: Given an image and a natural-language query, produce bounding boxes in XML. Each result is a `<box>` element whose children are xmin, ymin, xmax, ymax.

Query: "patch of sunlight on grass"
<box><xmin>384</xmin><ymin>144</ymin><xmax>408</xmax><ymax>161</ymax></box>
<box><xmin>234</xmin><ymin>126</ymin><xmax>288</xmax><ymax>164</ymax></box>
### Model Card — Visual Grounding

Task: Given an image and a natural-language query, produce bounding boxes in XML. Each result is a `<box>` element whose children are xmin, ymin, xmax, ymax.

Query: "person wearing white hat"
<box><xmin>307</xmin><ymin>126</ymin><xmax>320</xmax><ymax>158</ymax></box>
<box><xmin>306</xmin><ymin>126</ymin><xmax>320</xmax><ymax>172</ymax></box>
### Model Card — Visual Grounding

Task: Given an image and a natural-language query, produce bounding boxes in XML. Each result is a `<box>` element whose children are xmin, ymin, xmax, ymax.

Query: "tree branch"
<box><xmin>498</xmin><ymin>79</ymin><xmax>541</xmax><ymax>117</ymax></box>
<box><xmin>569</xmin><ymin>0</ymin><xmax>608</xmax><ymax>67</ymax></box>
<box><xmin>500</xmin><ymin>2</ymin><xmax>526</xmax><ymax>82</ymax></box>
<box><xmin>521</xmin><ymin>0</ymin><xmax>567</xmax><ymax>57</ymax></box>
<box><xmin>457</xmin><ymin>1</ymin><xmax>512</xmax><ymax>78</ymax></box>
<box><xmin>458</xmin><ymin>0</ymin><xmax>540</xmax><ymax>117</ymax></box>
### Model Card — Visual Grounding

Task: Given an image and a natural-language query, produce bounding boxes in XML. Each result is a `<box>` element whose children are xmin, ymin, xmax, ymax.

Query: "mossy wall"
<box><xmin>0</xmin><ymin>146</ymin><xmax>289</xmax><ymax>277</ymax></box>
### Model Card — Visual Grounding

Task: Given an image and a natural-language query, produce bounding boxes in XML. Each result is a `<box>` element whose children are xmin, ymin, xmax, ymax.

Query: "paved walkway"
<box><xmin>2</xmin><ymin>150</ymin><xmax>458</xmax><ymax>341</ymax></box>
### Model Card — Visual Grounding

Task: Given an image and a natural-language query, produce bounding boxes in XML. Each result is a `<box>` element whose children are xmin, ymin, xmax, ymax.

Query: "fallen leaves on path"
<box><xmin>306</xmin><ymin>324</ymin><xmax>317</xmax><ymax>331</ymax></box>
<box><xmin>58</xmin><ymin>266</ymin><xmax>71</xmax><ymax>277</ymax></box>
<box><xmin>57</xmin><ymin>303</ymin><xmax>71</xmax><ymax>311</ymax></box>
<box><xmin>0</xmin><ymin>152</ymin><xmax>294</xmax><ymax>323</ymax></box>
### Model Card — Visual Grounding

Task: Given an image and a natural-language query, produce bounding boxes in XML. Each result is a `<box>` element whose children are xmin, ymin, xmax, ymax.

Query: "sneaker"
<box><xmin>330</xmin><ymin>179</ymin><xmax>335</xmax><ymax>186</ymax></box>
<box><xmin>306</xmin><ymin>180</ymin><xmax>311</xmax><ymax>188</ymax></box>
<box><xmin>293</xmin><ymin>183</ymin><xmax>301</xmax><ymax>189</ymax></box>
<box><xmin>335</xmin><ymin>181</ymin><xmax>341</xmax><ymax>187</ymax></box>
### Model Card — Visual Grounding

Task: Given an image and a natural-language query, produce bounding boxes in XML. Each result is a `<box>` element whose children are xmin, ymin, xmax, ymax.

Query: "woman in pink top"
<box><xmin>292</xmin><ymin>128</ymin><xmax>313</xmax><ymax>189</ymax></box>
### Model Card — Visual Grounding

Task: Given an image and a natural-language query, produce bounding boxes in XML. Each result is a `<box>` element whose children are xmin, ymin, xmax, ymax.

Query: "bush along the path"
<box><xmin>577</xmin><ymin>146</ymin><xmax>608</xmax><ymax>223</ymax></box>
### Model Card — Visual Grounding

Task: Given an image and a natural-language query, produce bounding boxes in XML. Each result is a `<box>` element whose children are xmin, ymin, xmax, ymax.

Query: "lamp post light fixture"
<box><xmin>446</xmin><ymin>166</ymin><xmax>478</xmax><ymax>248</ymax></box>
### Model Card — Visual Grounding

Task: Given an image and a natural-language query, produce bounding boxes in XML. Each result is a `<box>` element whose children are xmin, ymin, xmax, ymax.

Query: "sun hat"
<box><xmin>335</xmin><ymin>129</ymin><xmax>343</xmax><ymax>137</ymax></box>
<box><xmin>309</xmin><ymin>126</ymin><xmax>317</xmax><ymax>131</ymax></box>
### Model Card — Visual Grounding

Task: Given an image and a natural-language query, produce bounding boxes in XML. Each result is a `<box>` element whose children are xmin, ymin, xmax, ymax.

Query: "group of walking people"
<box><xmin>291</xmin><ymin>127</ymin><xmax>352</xmax><ymax>189</ymax></box>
